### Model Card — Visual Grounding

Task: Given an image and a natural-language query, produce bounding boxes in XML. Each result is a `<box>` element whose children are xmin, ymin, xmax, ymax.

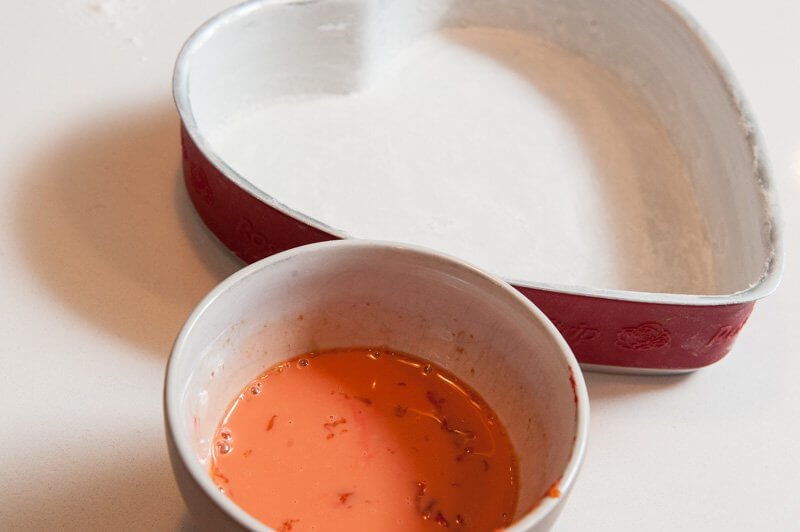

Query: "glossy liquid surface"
<box><xmin>211</xmin><ymin>348</ymin><xmax>518</xmax><ymax>531</ymax></box>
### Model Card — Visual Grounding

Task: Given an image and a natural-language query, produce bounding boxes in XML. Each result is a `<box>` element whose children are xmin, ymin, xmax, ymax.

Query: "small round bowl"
<box><xmin>164</xmin><ymin>240</ymin><xmax>588</xmax><ymax>531</ymax></box>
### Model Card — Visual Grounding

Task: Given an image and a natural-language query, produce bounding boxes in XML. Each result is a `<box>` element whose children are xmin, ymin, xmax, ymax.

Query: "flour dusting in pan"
<box><xmin>208</xmin><ymin>27</ymin><xmax>713</xmax><ymax>294</ymax></box>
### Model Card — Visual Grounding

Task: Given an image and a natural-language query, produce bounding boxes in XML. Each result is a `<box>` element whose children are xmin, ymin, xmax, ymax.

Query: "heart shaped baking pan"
<box><xmin>173</xmin><ymin>0</ymin><xmax>782</xmax><ymax>373</ymax></box>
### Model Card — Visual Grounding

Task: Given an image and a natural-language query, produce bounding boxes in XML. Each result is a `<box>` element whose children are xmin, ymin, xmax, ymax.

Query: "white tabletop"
<box><xmin>1</xmin><ymin>1</ymin><xmax>797</xmax><ymax>530</ymax></box>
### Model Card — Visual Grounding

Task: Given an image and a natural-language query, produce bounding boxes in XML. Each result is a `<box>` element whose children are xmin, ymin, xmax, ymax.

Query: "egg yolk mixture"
<box><xmin>210</xmin><ymin>348</ymin><xmax>519</xmax><ymax>531</ymax></box>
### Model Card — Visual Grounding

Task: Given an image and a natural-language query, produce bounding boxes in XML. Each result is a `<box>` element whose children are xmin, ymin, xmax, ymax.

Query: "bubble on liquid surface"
<box><xmin>216</xmin><ymin>440</ymin><xmax>232</xmax><ymax>455</ymax></box>
<box><xmin>367</xmin><ymin>351</ymin><xmax>381</xmax><ymax>360</ymax></box>
<box><xmin>298</xmin><ymin>359</ymin><xmax>309</xmax><ymax>368</ymax></box>
<box><xmin>249</xmin><ymin>382</ymin><xmax>262</xmax><ymax>395</ymax></box>
<box><xmin>220</xmin><ymin>429</ymin><xmax>232</xmax><ymax>441</ymax></box>
<box><xmin>422</xmin><ymin>364</ymin><xmax>433</xmax><ymax>375</ymax></box>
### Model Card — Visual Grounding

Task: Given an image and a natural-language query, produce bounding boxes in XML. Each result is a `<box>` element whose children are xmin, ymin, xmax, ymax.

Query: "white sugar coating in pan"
<box><xmin>207</xmin><ymin>27</ymin><xmax>714</xmax><ymax>294</ymax></box>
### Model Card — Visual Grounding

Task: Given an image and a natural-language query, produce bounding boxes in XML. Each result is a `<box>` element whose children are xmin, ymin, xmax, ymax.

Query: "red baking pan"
<box><xmin>173</xmin><ymin>0</ymin><xmax>782</xmax><ymax>374</ymax></box>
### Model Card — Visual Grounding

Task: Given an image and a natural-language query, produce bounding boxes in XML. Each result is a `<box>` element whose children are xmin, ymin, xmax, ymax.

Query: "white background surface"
<box><xmin>0</xmin><ymin>1</ymin><xmax>796</xmax><ymax>530</ymax></box>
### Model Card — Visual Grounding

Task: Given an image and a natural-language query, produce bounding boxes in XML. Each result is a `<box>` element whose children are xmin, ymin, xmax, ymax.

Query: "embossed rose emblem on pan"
<box><xmin>173</xmin><ymin>0</ymin><xmax>782</xmax><ymax>374</ymax></box>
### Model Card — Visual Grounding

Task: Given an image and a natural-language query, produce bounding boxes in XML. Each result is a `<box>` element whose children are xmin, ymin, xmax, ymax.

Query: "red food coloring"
<box><xmin>435</xmin><ymin>511</ymin><xmax>449</xmax><ymax>527</ymax></box>
<box><xmin>354</xmin><ymin>396</ymin><xmax>373</xmax><ymax>405</ymax></box>
<box><xmin>243</xmin><ymin>449</ymin><xmax>253</xmax><ymax>458</ymax></box>
<box><xmin>396</xmin><ymin>381</ymin><xmax>407</xmax><ymax>386</ymax></box>
<box><xmin>326</xmin><ymin>433</ymin><xmax>335</xmax><ymax>440</ymax></box>
<box><xmin>279</xmin><ymin>519</ymin><xmax>299</xmax><ymax>531</ymax></box>
<box><xmin>455</xmin><ymin>514</ymin><xmax>465</xmax><ymax>526</ymax></box>
<box><xmin>266</xmin><ymin>415</ymin><xmax>277</xmax><ymax>431</ymax></box>
<box><xmin>323</xmin><ymin>418</ymin><xmax>347</xmax><ymax>431</ymax></box>
<box><xmin>394</xmin><ymin>405</ymin><xmax>408</xmax><ymax>417</ymax></box>
<box><xmin>339</xmin><ymin>492</ymin><xmax>354</xmax><ymax>504</ymax></box>
<box><xmin>421</xmin><ymin>499</ymin><xmax>436</xmax><ymax>520</ymax></box>
<box><xmin>439</xmin><ymin>417</ymin><xmax>475</xmax><ymax>443</ymax></box>
<box><xmin>414</xmin><ymin>481</ymin><xmax>428</xmax><ymax>511</ymax></box>
<box><xmin>426</xmin><ymin>391</ymin><xmax>445</xmax><ymax>409</ymax></box>
<box><xmin>568</xmin><ymin>366</ymin><xmax>578</xmax><ymax>405</ymax></box>
<box><xmin>482</xmin><ymin>459</ymin><xmax>489</xmax><ymax>472</ymax></box>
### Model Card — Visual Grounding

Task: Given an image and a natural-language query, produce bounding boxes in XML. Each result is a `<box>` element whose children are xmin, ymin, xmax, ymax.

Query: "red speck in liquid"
<box><xmin>279</xmin><ymin>519</ymin><xmax>298</xmax><ymax>531</ymax></box>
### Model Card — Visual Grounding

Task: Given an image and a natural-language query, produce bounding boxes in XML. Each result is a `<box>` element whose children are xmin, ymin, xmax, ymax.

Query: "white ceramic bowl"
<box><xmin>164</xmin><ymin>240</ymin><xmax>589</xmax><ymax>531</ymax></box>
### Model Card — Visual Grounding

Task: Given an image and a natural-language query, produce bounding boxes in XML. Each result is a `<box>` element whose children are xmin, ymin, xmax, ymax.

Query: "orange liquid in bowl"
<box><xmin>210</xmin><ymin>348</ymin><xmax>519</xmax><ymax>531</ymax></box>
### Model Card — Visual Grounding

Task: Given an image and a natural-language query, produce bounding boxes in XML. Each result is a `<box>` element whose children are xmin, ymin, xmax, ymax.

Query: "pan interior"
<box><xmin>184</xmin><ymin>0</ymin><xmax>775</xmax><ymax>296</ymax></box>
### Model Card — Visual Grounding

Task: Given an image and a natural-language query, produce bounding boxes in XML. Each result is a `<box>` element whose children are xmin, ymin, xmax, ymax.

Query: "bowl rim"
<box><xmin>164</xmin><ymin>239</ymin><xmax>590</xmax><ymax>531</ymax></box>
